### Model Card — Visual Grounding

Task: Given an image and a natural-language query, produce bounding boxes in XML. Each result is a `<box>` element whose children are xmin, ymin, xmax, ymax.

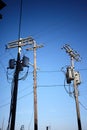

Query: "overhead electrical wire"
<box><xmin>62</xmin><ymin>70</ymin><xmax>87</xmax><ymax>111</ymax></box>
<box><xmin>37</xmin><ymin>70</ymin><xmax>62</xmax><ymax>73</ymax></box>
<box><xmin>0</xmin><ymin>83</ymin><xmax>70</xmax><ymax>109</ymax></box>
<box><xmin>4</xmin><ymin>82</ymin><xmax>87</xmax><ymax>108</ymax></box>
<box><xmin>30</xmin><ymin>19</ymin><xmax>73</xmax><ymax>40</ymax></box>
<box><xmin>0</xmin><ymin>90</ymin><xmax>33</xmax><ymax>109</ymax></box>
<box><xmin>28</xmin><ymin>111</ymin><xmax>33</xmax><ymax>130</ymax></box>
<box><xmin>37</xmin><ymin>84</ymin><xmax>69</xmax><ymax>88</ymax></box>
<box><xmin>1</xmin><ymin>84</ymin><xmax>87</xmax><ymax>112</ymax></box>
<box><xmin>18</xmin><ymin>67</ymin><xmax>29</xmax><ymax>80</ymax></box>
<box><xmin>0</xmin><ymin>84</ymin><xmax>69</xmax><ymax>105</ymax></box>
<box><xmin>79</xmin><ymin>101</ymin><xmax>87</xmax><ymax>111</ymax></box>
<box><xmin>38</xmin><ymin>68</ymin><xmax>87</xmax><ymax>73</ymax></box>
<box><xmin>63</xmin><ymin>77</ymin><xmax>87</xmax><ymax>111</ymax></box>
<box><xmin>0</xmin><ymin>84</ymin><xmax>33</xmax><ymax>104</ymax></box>
<box><xmin>63</xmin><ymin>79</ymin><xmax>74</xmax><ymax>96</ymax></box>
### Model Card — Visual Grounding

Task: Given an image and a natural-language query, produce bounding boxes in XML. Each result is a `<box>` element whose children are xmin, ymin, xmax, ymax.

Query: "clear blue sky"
<box><xmin>0</xmin><ymin>0</ymin><xmax>87</xmax><ymax>130</ymax></box>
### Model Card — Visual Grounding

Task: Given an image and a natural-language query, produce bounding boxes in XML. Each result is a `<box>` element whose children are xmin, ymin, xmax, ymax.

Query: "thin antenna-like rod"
<box><xmin>18</xmin><ymin>0</ymin><xmax>23</xmax><ymax>40</ymax></box>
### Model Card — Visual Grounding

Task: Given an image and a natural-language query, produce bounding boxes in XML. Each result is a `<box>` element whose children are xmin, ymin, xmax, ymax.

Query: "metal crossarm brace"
<box><xmin>6</xmin><ymin>36</ymin><xmax>34</xmax><ymax>49</ymax></box>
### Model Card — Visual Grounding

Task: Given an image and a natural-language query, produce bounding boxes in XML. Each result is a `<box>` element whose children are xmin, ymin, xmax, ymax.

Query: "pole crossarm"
<box><xmin>35</xmin><ymin>44</ymin><xmax>44</xmax><ymax>49</ymax></box>
<box><xmin>26</xmin><ymin>44</ymin><xmax>44</xmax><ymax>51</ymax></box>
<box><xmin>6</xmin><ymin>36</ymin><xmax>34</xmax><ymax>49</ymax></box>
<box><xmin>26</xmin><ymin>42</ymin><xmax>44</xmax><ymax>51</ymax></box>
<box><xmin>62</xmin><ymin>44</ymin><xmax>81</xmax><ymax>61</ymax></box>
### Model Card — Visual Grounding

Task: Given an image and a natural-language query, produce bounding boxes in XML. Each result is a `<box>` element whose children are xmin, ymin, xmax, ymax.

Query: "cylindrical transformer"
<box><xmin>9</xmin><ymin>59</ymin><xmax>15</xmax><ymax>69</ymax></box>
<box><xmin>22</xmin><ymin>56</ymin><xmax>29</xmax><ymax>67</ymax></box>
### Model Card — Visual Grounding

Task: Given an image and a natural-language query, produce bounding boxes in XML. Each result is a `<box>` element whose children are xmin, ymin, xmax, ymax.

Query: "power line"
<box><xmin>0</xmin><ymin>91</ymin><xmax>33</xmax><ymax>109</ymax></box>
<box><xmin>28</xmin><ymin>111</ymin><xmax>33</xmax><ymax>130</ymax></box>
<box><xmin>37</xmin><ymin>69</ymin><xmax>87</xmax><ymax>73</ymax></box>
<box><xmin>0</xmin><ymin>84</ymin><xmax>33</xmax><ymax>104</ymax></box>
<box><xmin>79</xmin><ymin>68</ymin><xmax>87</xmax><ymax>71</ymax></box>
<box><xmin>37</xmin><ymin>70</ymin><xmax>61</xmax><ymax>73</ymax></box>
<box><xmin>37</xmin><ymin>84</ymin><xmax>69</xmax><ymax>88</ymax></box>
<box><xmin>1</xmin><ymin>88</ymin><xmax>87</xmax><ymax>112</ymax></box>
<box><xmin>79</xmin><ymin>101</ymin><xmax>87</xmax><ymax>111</ymax></box>
<box><xmin>0</xmin><ymin>83</ymin><xmax>69</xmax><ymax>104</ymax></box>
<box><xmin>1</xmin><ymin>81</ymin><xmax>87</xmax><ymax>104</ymax></box>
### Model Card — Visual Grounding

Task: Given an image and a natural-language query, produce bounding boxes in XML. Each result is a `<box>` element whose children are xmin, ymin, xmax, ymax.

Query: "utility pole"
<box><xmin>26</xmin><ymin>37</ymin><xmax>43</xmax><ymax>130</ymax></box>
<box><xmin>71</xmin><ymin>56</ymin><xmax>82</xmax><ymax>130</ymax></box>
<box><xmin>10</xmin><ymin>45</ymin><xmax>20</xmax><ymax>130</ymax></box>
<box><xmin>6</xmin><ymin>37</ymin><xmax>33</xmax><ymax>130</ymax></box>
<box><xmin>62</xmin><ymin>44</ymin><xmax>82</xmax><ymax>130</ymax></box>
<box><xmin>7</xmin><ymin>40</ymin><xmax>21</xmax><ymax>130</ymax></box>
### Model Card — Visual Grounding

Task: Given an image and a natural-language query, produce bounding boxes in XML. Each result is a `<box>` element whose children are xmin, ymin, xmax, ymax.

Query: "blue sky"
<box><xmin>0</xmin><ymin>0</ymin><xmax>87</xmax><ymax>130</ymax></box>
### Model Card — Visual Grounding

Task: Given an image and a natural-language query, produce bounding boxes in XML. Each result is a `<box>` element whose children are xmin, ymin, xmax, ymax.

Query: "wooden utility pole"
<box><xmin>71</xmin><ymin>57</ymin><xmax>82</xmax><ymax>130</ymax></box>
<box><xmin>33</xmin><ymin>41</ymin><xmax>38</xmax><ymax>130</ymax></box>
<box><xmin>62</xmin><ymin>44</ymin><xmax>82</xmax><ymax>130</ymax></box>
<box><xmin>26</xmin><ymin>38</ymin><xmax>43</xmax><ymax>130</ymax></box>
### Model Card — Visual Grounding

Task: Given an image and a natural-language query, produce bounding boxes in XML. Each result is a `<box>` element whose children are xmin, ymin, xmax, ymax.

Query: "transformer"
<box><xmin>9</xmin><ymin>59</ymin><xmax>15</xmax><ymax>69</ymax></box>
<box><xmin>22</xmin><ymin>56</ymin><xmax>29</xmax><ymax>67</ymax></box>
<box><xmin>66</xmin><ymin>66</ymin><xmax>74</xmax><ymax>84</ymax></box>
<box><xmin>74</xmin><ymin>71</ymin><xmax>81</xmax><ymax>85</ymax></box>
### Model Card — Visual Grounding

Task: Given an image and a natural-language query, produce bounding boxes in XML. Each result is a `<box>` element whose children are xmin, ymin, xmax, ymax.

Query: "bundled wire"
<box><xmin>19</xmin><ymin>66</ymin><xmax>29</xmax><ymax>80</ymax></box>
